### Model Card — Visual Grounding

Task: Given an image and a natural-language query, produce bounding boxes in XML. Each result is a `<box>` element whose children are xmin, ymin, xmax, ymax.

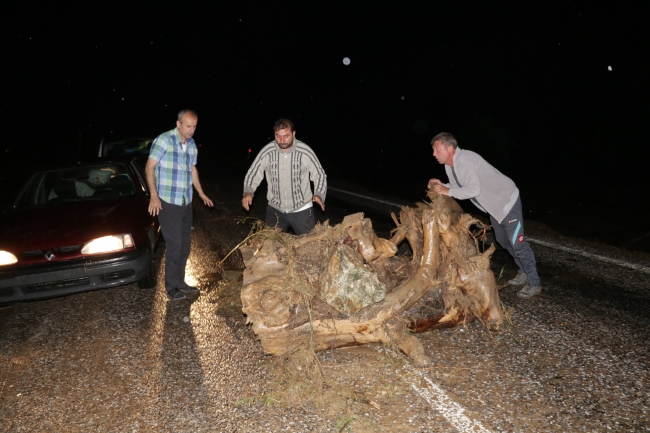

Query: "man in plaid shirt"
<box><xmin>146</xmin><ymin>109</ymin><xmax>213</xmax><ymax>300</ymax></box>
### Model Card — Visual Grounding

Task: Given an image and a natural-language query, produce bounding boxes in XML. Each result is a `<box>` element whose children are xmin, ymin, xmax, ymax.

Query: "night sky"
<box><xmin>4</xmin><ymin>3</ymin><xmax>649</xmax><ymax>243</ymax></box>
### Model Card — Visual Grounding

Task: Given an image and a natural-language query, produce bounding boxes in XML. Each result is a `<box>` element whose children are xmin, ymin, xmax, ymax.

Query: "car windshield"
<box><xmin>13</xmin><ymin>163</ymin><xmax>137</xmax><ymax>209</ymax></box>
<box><xmin>101</xmin><ymin>137</ymin><xmax>153</xmax><ymax>158</ymax></box>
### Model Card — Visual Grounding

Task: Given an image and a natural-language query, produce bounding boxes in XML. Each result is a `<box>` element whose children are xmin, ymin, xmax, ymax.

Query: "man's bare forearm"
<box><xmin>145</xmin><ymin>159</ymin><xmax>159</xmax><ymax>198</ymax></box>
<box><xmin>192</xmin><ymin>166</ymin><xmax>213</xmax><ymax>207</ymax></box>
<box><xmin>191</xmin><ymin>166</ymin><xmax>206</xmax><ymax>196</ymax></box>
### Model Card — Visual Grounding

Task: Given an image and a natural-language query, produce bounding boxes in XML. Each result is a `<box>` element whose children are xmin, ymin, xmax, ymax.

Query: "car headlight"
<box><xmin>0</xmin><ymin>250</ymin><xmax>18</xmax><ymax>266</ymax></box>
<box><xmin>81</xmin><ymin>234</ymin><xmax>134</xmax><ymax>255</ymax></box>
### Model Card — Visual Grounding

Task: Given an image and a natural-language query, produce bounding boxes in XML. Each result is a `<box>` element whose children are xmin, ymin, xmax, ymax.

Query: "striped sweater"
<box><xmin>244</xmin><ymin>139</ymin><xmax>327</xmax><ymax>213</ymax></box>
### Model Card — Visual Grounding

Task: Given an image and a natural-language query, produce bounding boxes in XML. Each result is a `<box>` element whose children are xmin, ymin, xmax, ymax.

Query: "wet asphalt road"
<box><xmin>1</xmin><ymin>175</ymin><xmax>650</xmax><ymax>432</ymax></box>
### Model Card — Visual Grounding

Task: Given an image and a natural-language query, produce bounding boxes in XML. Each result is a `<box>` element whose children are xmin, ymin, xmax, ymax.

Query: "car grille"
<box><xmin>101</xmin><ymin>270</ymin><xmax>136</xmax><ymax>281</ymax></box>
<box><xmin>0</xmin><ymin>287</ymin><xmax>14</xmax><ymax>298</ymax></box>
<box><xmin>22</xmin><ymin>245</ymin><xmax>82</xmax><ymax>257</ymax></box>
<box><xmin>21</xmin><ymin>277</ymin><xmax>90</xmax><ymax>294</ymax></box>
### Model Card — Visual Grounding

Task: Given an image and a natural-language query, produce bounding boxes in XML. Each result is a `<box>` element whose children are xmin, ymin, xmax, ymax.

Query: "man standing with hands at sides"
<box><xmin>146</xmin><ymin>109</ymin><xmax>213</xmax><ymax>300</ymax></box>
<box><xmin>242</xmin><ymin>118</ymin><xmax>327</xmax><ymax>235</ymax></box>
<box><xmin>428</xmin><ymin>132</ymin><xmax>542</xmax><ymax>298</ymax></box>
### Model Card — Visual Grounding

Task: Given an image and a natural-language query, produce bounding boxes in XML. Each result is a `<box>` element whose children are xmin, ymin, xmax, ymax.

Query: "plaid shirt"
<box><xmin>149</xmin><ymin>127</ymin><xmax>198</xmax><ymax>205</ymax></box>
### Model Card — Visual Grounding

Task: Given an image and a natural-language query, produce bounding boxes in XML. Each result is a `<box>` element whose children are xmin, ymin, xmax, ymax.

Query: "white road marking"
<box><xmin>328</xmin><ymin>187</ymin><xmax>410</xmax><ymax>208</ymax></box>
<box><xmin>526</xmin><ymin>237</ymin><xmax>650</xmax><ymax>275</ymax></box>
<box><xmin>375</xmin><ymin>344</ymin><xmax>494</xmax><ymax>432</ymax></box>
<box><xmin>406</xmin><ymin>365</ymin><xmax>493</xmax><ymax>433</ymax></box>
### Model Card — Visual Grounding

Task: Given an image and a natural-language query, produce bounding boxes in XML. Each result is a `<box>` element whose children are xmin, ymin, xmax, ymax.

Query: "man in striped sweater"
<box><xmin>242</xmin><ymin>119</ymin><xmax>327</xmax><ymax>235</ymax></box>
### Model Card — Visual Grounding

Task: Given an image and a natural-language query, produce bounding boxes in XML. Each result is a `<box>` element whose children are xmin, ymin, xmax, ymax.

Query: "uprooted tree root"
<box><xmin>239</xmin><ymin>189</ymin><xmax>507</xmax><ymax>368</ymax></box>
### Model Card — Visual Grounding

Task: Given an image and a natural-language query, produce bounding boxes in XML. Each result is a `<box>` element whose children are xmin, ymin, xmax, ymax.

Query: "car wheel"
<box><xmin>137</xmin><ymin>248</ymin><xmax>157</xmax><ymax>289</ymax></box>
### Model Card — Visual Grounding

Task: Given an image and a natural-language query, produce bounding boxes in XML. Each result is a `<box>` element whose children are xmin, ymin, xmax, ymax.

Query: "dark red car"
<box><xmin>0</xmin><ymin>158</ymin><xmax>161</xmax><ymax>303</ymax></box>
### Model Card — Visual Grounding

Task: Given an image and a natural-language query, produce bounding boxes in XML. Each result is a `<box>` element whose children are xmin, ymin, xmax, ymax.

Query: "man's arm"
<box><xmin>305</xmin><ymin>147</ymin><xmax>327</xmax><ymax>210</ymax></box>
<box><xmin>192</xmin><ymin>166</ymin><xmax>213</xmax><ymax>207</ymax></box>
<box><xmin>447</xmin><ymin>164</ymin><xmax>481</xmax><ymax>199</ymax></box>
<box><xmin>242</xmin><ymin>146</ymin><xmax>270</xmax><ymax>210</ymax></box>
<box><xmin>145</xmin><ymin>158</ymin><xmax>162</xmax><ymax>216</ymax></box>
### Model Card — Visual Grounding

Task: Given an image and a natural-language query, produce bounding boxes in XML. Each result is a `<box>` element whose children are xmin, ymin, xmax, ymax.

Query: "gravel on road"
<box><xmin>1</xmin><ymin>176</ymin><xmax>649</xmax><ymax>432</ymax></box>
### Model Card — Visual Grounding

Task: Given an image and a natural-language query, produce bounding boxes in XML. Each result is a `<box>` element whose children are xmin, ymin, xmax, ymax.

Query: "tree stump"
<box><xmin>240</xmin><ymin>190</ymin><xmax>504</xmax><ymax>366</ymax></box>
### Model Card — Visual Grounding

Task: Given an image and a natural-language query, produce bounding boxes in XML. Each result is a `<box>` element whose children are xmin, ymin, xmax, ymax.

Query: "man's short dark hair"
<box><xmin>431</xmin><ymin>132</ymin><xmax>458</xmax><ymax>149</ymax></box>
<box><xmin>273</xmin><ymin>118</ymin><xmax>295</xmax><ymax>132</ymax></box>
<box><xmin>177</xmin><ymin>109</ymin><xmax>198</xmax><ymax>123</ymax></box>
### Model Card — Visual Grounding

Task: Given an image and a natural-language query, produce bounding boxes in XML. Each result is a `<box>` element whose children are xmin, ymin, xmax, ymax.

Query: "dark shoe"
<box><xmin>517</xmin><ymin>283</ymin><xmax>542</xmax><ymax>298</ymax></box>
<box><xmin>508</xmin><ymin>271</ymin><xmax>528</xmax><ymax>286</ymax></box>
<box><xmin>179</xmin><ymin>285</ymin><xmax>199</xmax><ymax>294</ymax></box>
<box><xmin>167</xmin><ymin>288</ymin><xmax>186</xmax><ymax>300</ymax></box>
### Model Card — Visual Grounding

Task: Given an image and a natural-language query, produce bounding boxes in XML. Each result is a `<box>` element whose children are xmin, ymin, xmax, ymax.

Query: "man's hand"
<box><xmin>148</xmin><ymin>195</ymin><xmax>162</xmax><ymax>216</ymax></box>
<box><xmin>199</xmin><ymin>192</ymin><xmax>214</xmax><ymax>208</ymax></box>
<box><xmin>313</xmin><ymin>195</ymin><xmax>325</xmax><ymax>211</ymax></box>
<box><xmin>427</xmin><ymin>178</ymin><xmax>442</xmax><ymax>190</ymax></box>
<box><xmin>242</xmin><ymin>192</ymin><xmax>253</xmax><ymax>211</ymax></box>
<box><xmin>433</xmin><ymin>184</ymin><xmax>450</xmax><ymax>196</ymax></box>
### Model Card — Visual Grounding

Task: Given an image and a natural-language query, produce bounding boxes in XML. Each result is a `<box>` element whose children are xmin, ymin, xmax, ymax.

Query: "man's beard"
<box><xmin>277</xmin><ymin>140</ymin><xmax>293</xmax><ymax>149</ymax></box>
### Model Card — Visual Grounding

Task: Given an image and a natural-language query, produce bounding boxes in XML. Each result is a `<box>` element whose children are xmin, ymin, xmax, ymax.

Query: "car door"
<box><xmin>129</xmin><ymin>159</ymin><xmax>161</xmax><ymax>249</ymax></box>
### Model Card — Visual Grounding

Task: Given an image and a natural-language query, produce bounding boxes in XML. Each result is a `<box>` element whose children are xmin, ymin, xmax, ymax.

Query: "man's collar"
<box><xmin>452</xmin><ymin>146</ymin><xmax>462</xmax><ymax>164</ymax></box>
<box><xmin>172</xmin><ymin>127</ymin><xmax>193</xmax><ymax>146</ymax></box>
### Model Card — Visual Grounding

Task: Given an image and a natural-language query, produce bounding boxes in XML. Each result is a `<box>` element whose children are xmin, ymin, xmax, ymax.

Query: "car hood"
<box><xmin>0</xmin><ymin>198</ymin><xmax>144</xmax><ymax>253</ymax></box>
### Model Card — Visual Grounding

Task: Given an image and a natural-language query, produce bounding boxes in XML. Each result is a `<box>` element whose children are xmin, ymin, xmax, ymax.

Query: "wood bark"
<box><xmin>241</xmin><ymin>190</ymin><xmax>504</xmax><ymax>366</ymax></box>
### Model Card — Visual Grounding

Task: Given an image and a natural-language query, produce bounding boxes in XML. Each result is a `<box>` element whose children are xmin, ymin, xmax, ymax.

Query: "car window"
<box><xmin>13</xmin><ymin>163</ymin><xmax>137</xmax><ymax>209</ymax></box>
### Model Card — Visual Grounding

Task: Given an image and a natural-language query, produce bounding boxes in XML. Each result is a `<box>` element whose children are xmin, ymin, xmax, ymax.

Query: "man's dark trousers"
<box><xmin>489</xmin><ymin>196</ymin><xmax>540</xmax><ymax>286</ymax></box>
<box><xmin>266</xmin><ymin>205</ymin><xmax>315</xmax><ymax>235</ymax></box>
<box><xmin>158</xmin><ymin>199</ymin><xmax>193</xmax><ymax>292</ymax></box>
